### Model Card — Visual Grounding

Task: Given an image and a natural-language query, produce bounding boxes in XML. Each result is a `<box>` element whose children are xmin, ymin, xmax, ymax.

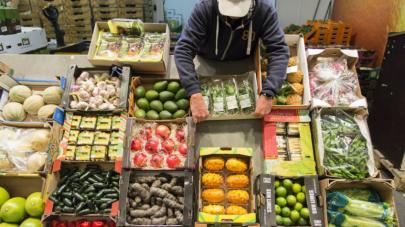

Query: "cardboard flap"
<box><xmin>199</xmin><ymin>147</ymin><xmax>253</xmax><ymax>157</ymax></box>
<box><xmin>263</xmin><ymin>109</ymin><xmax>311</xmax><ymax>123</ymax></box>
<box><xmin>307</xmin><ymin>48</ymin><xmax>358</xmax><ymax>69</ymax></box>
<box><xmin>0</xmin><ymin>74</ymin><xmax>19</xmax><ymax>91</ymax></box>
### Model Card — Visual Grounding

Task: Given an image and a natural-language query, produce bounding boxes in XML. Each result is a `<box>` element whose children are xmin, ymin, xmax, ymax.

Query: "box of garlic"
<box><xmin>62</xmin><ymin>65</ymin><xmax>131</xmax><ymax>112</ymax></box>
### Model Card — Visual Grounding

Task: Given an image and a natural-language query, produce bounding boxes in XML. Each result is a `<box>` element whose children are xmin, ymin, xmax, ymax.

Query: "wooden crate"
<box><xmin>93</xmin><ymin>7</ymin><xmax>120</xmax><ymax>20</ymax></box>
<box><xmin>37</xmin><ymin>0</ymin><xmax>64</xmax><ymax>7</ymax></box>
<box><xmin>91</xmin><ymin>0</ymin><xmax>118</xmax><ymax>7</ymax></box>
<box><xmin>374</xmin><ymin>149</ymin><xmax>405</xmax><ymax>192</ymax></box>
<box><xmin>339</xmin><ymin>23</ymin><xmax>352</xmax><ymax>46</ymax></box>
<box><xmin>64</xmin><ymin>0</ymin><xmax>89</xmax><ymax>7</ymax></box>
<box><xmin>326</xmin><ymin>20</ymin><xmax>340</xmax><ymax>45</ymax></box>
<box><xmin>119</xmin><ymin>7</ymin><xmax>143</xmax><ymax>19</ymax></box>
<box><xmin>117</xmin><ymin>0</ymin><xmax>143</xmax><ymax>7</ymax></box>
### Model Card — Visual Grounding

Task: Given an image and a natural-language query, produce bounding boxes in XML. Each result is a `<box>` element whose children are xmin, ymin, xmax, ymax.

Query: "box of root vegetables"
<box><xmin>118</xmin><ymin>170</ymin><xmax>194</xmax><ymax>226</ymax></box>
<box><xmin>255</xmin><ymin>174</ymin><xmax>324</xmax><ymax>227</ymax></box>
<box><xmin>320</xmin><ymin>178</ymin><xmax>399</xmax><ymax>227</ymax></box>
<box><xmin>312</xmin><ymin>108</ymin><xmax>378</xmax><ymax>179</ymax></box>
<box><xmin>124</xmin><ymin>117</ymin><xmax>195</xmax><ymax>170</ymax></box>
<box><xmin>263</xmin><ymin>109</ymin><xmax>316</xmax><ymax>176</ymax></box>
<box><xmin>197</xmin><ymin>147</ymin><xmax>256</xmax><ymax>224</ymax></box>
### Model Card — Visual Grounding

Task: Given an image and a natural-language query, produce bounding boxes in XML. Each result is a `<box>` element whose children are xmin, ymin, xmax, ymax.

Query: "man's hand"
<box><xmin>254</xmin><ymin>95</ymin><xmax>273</xmax><ymax>117</ymax></box>
<box><xmin>190</xmin><ymin>93</ymin><xmax>209</xmax><ymax>123</ymax></box>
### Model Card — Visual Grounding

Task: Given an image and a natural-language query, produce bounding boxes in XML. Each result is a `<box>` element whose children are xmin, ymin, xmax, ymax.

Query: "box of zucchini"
<box><xmin>42</xmin><ymin>163</ymin><xmax>121</xmax><ymax>220</ymax></box>
<box><xmin>118</xmin><ymin>170</ymin><xmax>194</xmax><ymax>226</ymax></box>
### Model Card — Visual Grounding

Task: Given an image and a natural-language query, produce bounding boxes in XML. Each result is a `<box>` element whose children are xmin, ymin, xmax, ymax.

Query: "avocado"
<box><xmin>173</xmin><ymin>109</ymin><xmax>186</xmax><ymax>119</ymax></box>
<box><xmin>176</xmin><ymin>99</ymin><xmax>189</xmax><ymax>110</ymax></box>
<box><xmin>145</xmin><ymin>90</ymin><xmax>159</xmax><ymax>101</ymax></box>
<box><xmin>163</xmin><ymin>101</ymin><xmax>178</xmax><ymax>113</ymax></box>
<box><xmin>167</xmin><ymin>81</ymin><xmax>181</xmax><ymax>93</ymax></box>
<box><xmin>159</xmin><ymin>110</ymin><xmax>173</xmax><ymax>120</ymax></box>
<box><xmin>159</xmin><ymin>91</ymin><xmax>174</xmax><ymax>102</ymax></box>
<box><xmin>136</xmin><ymin>98</ymin><xmax>150</xmax><ymax>111</ymax></box>
<box><xmin>175</xmin><ymin>88</ymin><xmax>187</xmax><ymax>100</ymax></box>
<box><xmin>146</xmin><ymin>110</ymin><xmax>159</xmax><ymax>120</ymax></box>
<box><xmin>153</xmin><ymin>81</ymin><xmax>168</xmax><ymax>92</ymax></box>
<box><xmin>134</xmin><ymin>109</ymin><xmax>146</xmax><ymax>118</ymax></box>
<box><xmin>150</xmin><ymin>100</ymin><xmax>163</xmax><ymax>112</ymax></box>
<box><xmin>135</xmin><ymin>86</ymin><xmax>146</xmax><ymax>98</ymax></box>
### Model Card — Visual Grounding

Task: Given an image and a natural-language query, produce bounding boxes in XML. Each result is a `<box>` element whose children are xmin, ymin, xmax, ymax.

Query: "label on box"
<box><xmin>226</xmin><ymin>95</ymin><xmax>238</xmax><ymax>110</ymax></box>
<box><xmin>239</xmin><ymin>94</ymin><xmax>252</xmax><ymax>109</ymax></box>
<box><xmin>213</xmin><ymin>97</ymin><xmax>224</xmax><ymax>112</ymax></box>
<box><xmin>287</xmin><ymin>65</ymin><xmax>298</xmax><ymax>74</ymax></box>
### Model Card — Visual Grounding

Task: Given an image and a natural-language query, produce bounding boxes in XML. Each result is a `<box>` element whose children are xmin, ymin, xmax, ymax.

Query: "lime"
<box><xmin>287</xmin><ymin>195</ymin><xmax>297</xmax><ymax>207</ymax></box>
<box><xmin>274</xmin><ymin>180</ymin><xmax>280</xmax><ymax>188</ymax></box>
<box><xmin>276</xmin><ymin>215</ymin><xmax>283</xmax><ymax>225</ymax></box>
<box><xmin>25</xmin><ymin>192</ymin><xmax>44</xmax><ymax>217</ymax></box>
<box><xmin>294</xmin><ymin>202</ymin><xmax>303</xmax><ymax>211</ymax></box>
<box><xmin>19</xmin><ymin>218</ymin><xmax>42</xmax><ymax>227</ymax></box>
<box><xmin>282</xmin><ymin>179</ymin><xmax>293</xmax><ymax>190</ymax></box>
<box><xmin>290</xmin><ymin>210</ymin><xmax>300</xmax><ymax>222</ymax></box>
<box><xmin>276</xmin><ymin>186</ymin><xmax>287</xmax><ymax>197</ymax></box>
<box><xmin>298</xmin><ymin>217</ymin><xmax>308</xmax><ymax>225</ymax></box>
<box><xmin>0</xmin><ymin>186</ymin><xmax>10</xmax><ymax>207</ymax></box>
<box><xmin>275</xmin><ymin>204</ymin><xmax>281</xmax><ymax>214</ymax></box>
<box><xmin>302</xmin><ymin>185</ymin><xmax>306</xmax><ymax>193</ymax></box>
<box><xmin>300</xmin><ymin>207</ymin><xmax>310</xmax><ymax>219</ymax></box>
<box><xmin>282</xmin><ymin>217</ymin><xmax>292</xmax><ymax>226</ymax></box>
<box><xmin>297</xmin><ymin>192</ymin><xmax>306</xmax><ymax>203</ymax></box>
<box><xmin>292</xmin><ymin>183</ymin><xmax>302</xmax><ymax>194</ymax></box>
<box><xmin>281</xmin><ymin>207</ymin><xmax>291</xmax><ymax>217</ymax></box>
<box><xmin>276</xmin><ymin>197</ymin><xmax>287</xmax><ymax>207</ymax></box>
<box><xmin>0</xmin><ymin>197</ymin><xmax>26</xmax><ymax>223</ymax></box>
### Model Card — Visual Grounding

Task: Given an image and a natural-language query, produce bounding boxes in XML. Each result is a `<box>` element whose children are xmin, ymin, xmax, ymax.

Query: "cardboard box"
<box><xmin>320</xmin><ymin>178</ymin><xmax>400</xmax><ymax>226</ymax></box>
<box><xmin>61</xmin><ymin>64</ymin><xmax>130</xmax><ymax>113</ymax></box>
<box><xmin>257</xmin><ymin>35</ymin><xmax>310</xmax><ymax>109</ymax></box>
<box><xmin>263</xmin><ymin>109</ymin><xmax>316</xmax><ymax>176</ymax></box>
<box><xmin>87</xmin><ymin>22</ymin><xmax>170</xmax><ymax>74</ymax></box>
<box><xmin>0</xmin><ymin>73</ymin><xmax>61</xmax><ymax>126</ymax></box>
<box><xmin>307</xmin><ymin>48</ymin><xmax>368</xmax><ymax>109</ymax></box>
<box><xmin>123</xmin><ymin>117</ymin><xmax>196</xmax><ymax>170</ymax></box>
<box><xmin>197</xmin><ymin>147</ymin><xmax>256</xmax><ymax>224</ymax></box>
<box><xmin>118</xmin><ymin>169</ymin><xmax>194</xmax><ymax>226</ymax></box>
<box><xmin>128</xmin><ymin>76</ymin><xmax>190</xmax><ymax>120</ymax></box>
<box><xmin>0</xmin><ymin>175</ymin><xmax>45</xmax><ymax>199</ymax></box>
<box><xmin>255</xmin><ymin>174</ymin><xmax>324</xmax><ymax>227</ymax></box>
<box><xmin>312</xmin><ymin>108</ymin><xmax>378</xmax><ymax>179</ymax></box>
<box><xmin>42</xmin><ymin>162</ymin><xmax>121</xmax><ymax>221</ymax></box>
<box><xmin>0</xmin><ymin>27</ymin><xmax>47</xmax><ymax>54</ymax></box>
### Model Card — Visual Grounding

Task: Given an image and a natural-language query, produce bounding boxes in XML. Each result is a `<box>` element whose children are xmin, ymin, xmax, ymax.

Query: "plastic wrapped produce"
<box><xmin>223</xmin><ymin>78</ymin><xmax>239</xmax><ymax>114</ymax></box>
<box><xmin>211</xmin><ymin>79</ymin><xmax>226</xmax><ymax>116</ymax></box>
<box><xmin>95</xmin><ymin>32</ymin><xmax>121</xmax><ymax>59</ymax></box>
<box><xmin>236</xmin><ymin>77</ymin><xmax>255</xmax><ymax>113</ymax></box>
<box><xmin>200</xmin><ymin>80</ymin><xmax>211</xmax><ymax>111</ymax></box>
<box><xmin>328</xmin><ymin>210</ymin><xmax>388</xmax><ymax>227</ymax></box>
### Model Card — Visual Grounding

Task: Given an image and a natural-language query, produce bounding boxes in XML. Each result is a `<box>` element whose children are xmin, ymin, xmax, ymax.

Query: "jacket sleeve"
<box><xmin>260</xmin><ymin>5</ymin><xmax>289</xmax><ymax>97</ymax></box>
<box><xmin>174</xmin><ymin>2</ymin><xmax>208</xmax><ymax>97</ymax></box>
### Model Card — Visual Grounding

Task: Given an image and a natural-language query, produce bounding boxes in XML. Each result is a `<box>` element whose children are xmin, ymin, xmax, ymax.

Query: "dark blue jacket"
<box><xmin>174</xmin><ymin>0</ymin><xmax>289</xmax><ymax>97</ymax></box>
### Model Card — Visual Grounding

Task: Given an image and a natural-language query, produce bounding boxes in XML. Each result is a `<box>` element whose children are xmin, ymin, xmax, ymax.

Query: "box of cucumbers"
<box><xmin>128</xmin><ymin>77</ymin><xmax>189</xmax><ymax>121</ymax></box>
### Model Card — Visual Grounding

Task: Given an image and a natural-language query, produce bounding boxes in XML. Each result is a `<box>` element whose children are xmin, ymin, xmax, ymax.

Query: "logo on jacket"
<box><xmin>242</xmin><ymin>29</ymin><xmax>256</xmax><ymax>41</ymax></box>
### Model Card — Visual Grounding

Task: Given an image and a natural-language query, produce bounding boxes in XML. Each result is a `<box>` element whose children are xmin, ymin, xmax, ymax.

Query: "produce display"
<box><xmin>327</xmin><ymin>189</ymin><xmax>396</xmax><ymax>227</ymax></box>
<box><xmin>273</xmin><ymin>57</ymin><xmax>304</xmax><ymax>105</ymax></box>
<box><xmin>129</xmin><ymin>121</ymin><xmax>188</xmax><ymax>169</ymax></box>
<box><xmin>124</xmin><ymin>173</ymin><xmax>187</xmax><ymax>225</ymax></box>
<box><xmin>133</xmin><ymin>80</ymin><xmax>188</xmax><ymax>120</ymax></box>
<box><xmin>200</xmin><ymin>75</ymin><xmax>256</xmax><ymax>117</ymax></box>
<box><xmin>276</xmin><ymin>122</ymin><xmax>302</xmax><ymax>161</ymax></box>
<box><xmin>0</xmin><ymin>187</ymin><xmax>44</xmax><ymax>226</ymax></box>
<box><xmin>309</xmin><ymin>56</ymin><xmax>362</xmax><ymax>107</ymax></box>
<box><xmin>95</xmin><ymin>32</ymin><xmax>166</xmax><ymax>63</ymax></box>
<box><xmin>0</xmin><ymin>127</ymin><xmax>50</xmax><ymax>173</ymax></box>
<box><xmin>48</xmin><ymin>165</ymin><xmax>120</xmax><ymax>215</ymax></box>
<box><xmin>273</xmin><ymin>178</ymin><xmax>310</xmax><ymax>226</ymax></box>
<box><xmin>60</xmin><ymin>113</ymin><xmax>125</xmax><ymax>161</ymax></box>
<box><xmin>319</xmin><ymin>109</ymin><xmax>374</xmax><ymax>179</ymax></box>
<box><xmin>68</xmin><ymin>71</ymin><xmax>122</xmax><ymax>111</ymax></box>
<box><xmin>2</xmin><ymin>85</ymin><xmax>62</xmax><ymax>121</ymax></box>
<box><xmin>49</xmin><ymin>219</ymin><xmax>116</xmax><ymax>227</ymax></box>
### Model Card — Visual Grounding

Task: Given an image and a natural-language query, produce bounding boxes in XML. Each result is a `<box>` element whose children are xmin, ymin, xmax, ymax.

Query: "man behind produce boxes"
<box><xmin>175</xmin><ymin>0</ymin><xmax>289</xmax><ymax>122</ymax></box>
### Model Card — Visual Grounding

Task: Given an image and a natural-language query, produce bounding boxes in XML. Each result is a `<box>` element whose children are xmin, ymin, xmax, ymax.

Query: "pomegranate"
<box><xmin>145</xmin><ymin>139</ymin><xmax>159</xmax><ymax>154</ymax></box>
<box><xmin>150</xmin><ymin>154</ymin><xmax>164</xmax><ymax>168</ymax></box>
<box><xmin>140</xmin><ymin>127</ymin><xmax>152</xmax><ymax>140</ymax></box>
<box><xmin>178</xmin><ymin>143</ymin><xmax>187</xmax><ymax>156</ymax></box>
<box><xmin>175</xmin><ymin>128</ymin><xmax>185</xmax><ymax>142</ymax></box>
<box><xmin>161</xmin><ymin>139</ymin><xmax>175</xmax><ymax>154</ymax></box>
<box><xmin>155</xmin><ymin>124</ymin><xmax>171</xmax><ymax>139</ymax></box>
<box><xmin>166</xmin><ymin>155</ymin><xmax>181</xmax><ymax>168</ymax></box>
<box><xmin>130</xmin><ymin>138</ymin><xmax>142</xmax><ymax>151</ymax></box>
<box><xmin>133</xmin><ymin>153</ymin><xmax>147</xmax><ymax>167</ymax></box>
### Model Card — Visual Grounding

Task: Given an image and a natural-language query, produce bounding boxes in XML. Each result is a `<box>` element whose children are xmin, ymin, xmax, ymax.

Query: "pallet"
<box><xmin>91</xmin><ymin>0</ymin><xmax>118</xmax><ymax>7</ymax></box>
<box><xmin>93</xmin><ymin>7</ymin><xmax>120</xmax><ymax>20</ymax></box>
<box><xmin>374</xmin><ymin>149</ymin><xmax>405</xmax><ymax>191</ymax></box>
<box><xmin>64</xmin><ymin>0</ymin><xmax>89</xmax><ymax>7</ymax></box>
<box><xmin>195</xmin><ymin>224</ymin><xmax>259</xmax><ymax>227</ymax></box>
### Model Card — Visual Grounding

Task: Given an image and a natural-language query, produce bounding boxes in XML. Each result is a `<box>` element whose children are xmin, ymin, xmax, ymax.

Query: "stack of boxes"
<box><xmin>63</xmin><ymin>0</ymin><xmax>92</xmax><ymax>43</ymax></box>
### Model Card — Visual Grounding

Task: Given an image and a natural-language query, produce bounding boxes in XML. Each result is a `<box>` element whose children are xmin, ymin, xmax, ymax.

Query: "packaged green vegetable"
<box><xmin>332</xmin><ymin>188</ymin><xmax>381</xmax><ymax>203</ymax></box>
<box><xmin>95</xmin><ymin>32</ymin><xmax>121</xmax><ymax>60</ymax></box>
<box><xmin>200</xmin><ymin>79</ymin><xmax>212</xmax><ymax>112</ymax></box>
<box><xmin>327</xmin><ymin>192</ymin><xmax>394</xmax><ymax>224</ymax></box>
<box><xmin>223</xmin><ymin>78</ymin><xmax>239</xmax><ymax>114</ymax></box>
<box><xmin>236</xmin><ymin>76</ymin><xmax>255</xmax><ymax>113</ymax></box>
<box><xmin>328</xmin><ymin>210</ymin><xmax>390</xmax><ymax>227</ymax></box>
<box><xmin>320</xmin><ymin>109</ymin><xmax>373</xmax><ymax>179</ymax></box>
<box><xmin>211</xmin><ymin>79</ymin><xmax>225</xmax><ymax>115</ymax></box>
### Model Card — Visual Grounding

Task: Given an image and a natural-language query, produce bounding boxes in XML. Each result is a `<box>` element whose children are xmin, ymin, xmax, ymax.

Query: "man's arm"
<box><xmin>260</xmin><ymin>5</ymin><xmax>290</xmax><ymax>97</ymax></box>
<box><xmin>174</xmin><ymin>2</ymin><xmax>208</xmax><ymax>97</ymax></box>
